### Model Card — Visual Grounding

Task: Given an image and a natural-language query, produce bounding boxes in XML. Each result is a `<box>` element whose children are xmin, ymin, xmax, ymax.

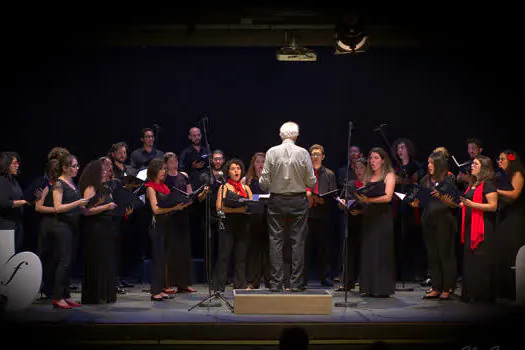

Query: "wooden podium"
<box><xmin>233</xmin><ymin>289</ymin><xmax>332</xmax><ymax>315</ymax></box>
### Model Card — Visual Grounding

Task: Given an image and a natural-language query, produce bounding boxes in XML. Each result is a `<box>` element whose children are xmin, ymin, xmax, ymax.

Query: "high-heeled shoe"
<box><xmin>160</xmin><ymin>292</ymin><xmax>174</xmax><ymax>299</ymax></box>
<box><xmin>65</xmin><ymin>299</ymin><xmax>82</xmax><ymax>307</ymax></box>
<box><xmin>439</xmin><ymin>291</ymin><xmax>451</xmax><ymax>300</ymax></box>
<box><xmin>52</xmin><ymin>300</ymin><xmax>72</xmax><ymax>309</ymax></box>
<box><xmin>422</xmin><ymin>291</ymin><xmax>441</xmax><ymax>300</ymax></box>
<box><xmin>151</xmin><ymin>295</ymin><xmax>165</xmax><ymax>301</ymax></box>
<box><xmin>177</xmin><ymin>287</ymin><xmax>197</xmax><ymax>293</ymax></box>
<box><xmin>163</xmin><ymin>288</ymin><xmax>176</xmax><ymax>294</ymax></box>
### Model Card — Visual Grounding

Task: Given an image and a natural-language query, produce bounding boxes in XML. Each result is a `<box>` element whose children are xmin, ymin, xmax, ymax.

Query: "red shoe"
<box><xmin>64</xmin><ymin>298</ymin><xmax>82</xmax><ymax>307</ymax></box>
<box><xmin>163</xmin><ymin>288</ymin><xmax>176</xmax><ymax>294</ymax></box>
<box><xmin>177</xmin><ymin>287</ymin><xmax>197</xmax><ymax>293</ymax></box>
<box><xmin>52</xmin><ymin>300</ymin><xmax>72</xmax><ymax>309</ymax></box>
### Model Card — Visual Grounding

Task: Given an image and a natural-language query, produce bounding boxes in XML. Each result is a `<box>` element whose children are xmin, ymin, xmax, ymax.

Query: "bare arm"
<box><xmin>147</xmin><ymin>187</ymin><xmax>185</xmax><ymax>215</ymax></box>
<box><xmin>461</xmin><ymin>191</ymin><xmax>498</xmax><ymax>212</ymax></box>
<box><xmin>82</xmin><ymin>186</ymin><xmax>116</xmax><ymax>216</ymax></box>
<box><xmin>35</xmin><ymin>187</ymin><xmax>55</xmax><ymax>214</ymax></box>
<box><xmin>497</xmin><ymin>171</ymin><xmax>524</xmax><ymax>201</ymax></box>
<box><xmin>368</xmin><ymin>172</ymin><xmax>395</xmax><ymax>204</ymax></box>
<box><xmin>53</xmin><ymin>183</ymin><xmax>88</xmax><ymax>213</ymax></box>
<box><xmin>216</xmin><ymin>185</ymin><xmax>248</xmax><ymax>214</ymax></box>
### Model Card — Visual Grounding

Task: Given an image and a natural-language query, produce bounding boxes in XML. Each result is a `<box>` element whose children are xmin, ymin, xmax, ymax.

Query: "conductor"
<box><xmin>259</xmin><ymin>121</ymin><xmax>316</xmax><ymax>292</ymax></box>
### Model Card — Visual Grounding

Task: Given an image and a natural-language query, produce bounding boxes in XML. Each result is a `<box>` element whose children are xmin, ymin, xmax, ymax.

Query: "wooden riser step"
<box><xmin>233</xmin><ymin>289</ymin><xmax>332</xmax><ymax>315</ymax></box>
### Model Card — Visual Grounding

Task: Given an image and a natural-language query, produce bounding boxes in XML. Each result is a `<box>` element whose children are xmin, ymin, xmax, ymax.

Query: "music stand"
<box><xmin>335</xmin><ymin>121</ymin><xmax>359</xmax><ymax>308</ymax></box>
<box><xmin>375</xmin><ymin>125</ymin><xmax>414</xmax><ymax>292</ymax></box>
<box><xmin>188</xmin><ymin>117</ymin><xmax>233</xmax><ymax>312</ymax></box>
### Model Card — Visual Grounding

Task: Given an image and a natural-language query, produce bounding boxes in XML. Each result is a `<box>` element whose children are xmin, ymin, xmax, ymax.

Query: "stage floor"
<box><xmin>3</xmin><ymin>280</ymin><xmax>525</xmax><ymax>349</ymax></box>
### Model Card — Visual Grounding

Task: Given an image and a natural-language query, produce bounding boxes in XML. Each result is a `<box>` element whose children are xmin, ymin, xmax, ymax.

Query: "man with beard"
<box><xmin>109</xmin><ymin>142</ymin><xmax>137</xmax><ymax>179</ymax></box>
<box><xmin>129</xmin><ymin>128</ymin><xmax>164</xmax><ymax>286</ymax></box>
<box><xmin>179</xmin><ymin>126</ymin><xmax>212</xmax><ymax>266</ymax></box>
<box><xmin>130</xmin><ymin>128</ymin><xmax>164</xmax><ymax>173</ymax></box>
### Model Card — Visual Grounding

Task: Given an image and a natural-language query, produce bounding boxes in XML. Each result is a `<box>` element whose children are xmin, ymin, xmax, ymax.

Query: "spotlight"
<box><xmin>335</xmin><ymin>13</ymin><xmax>368</xmax><ymax>54</ymax></box>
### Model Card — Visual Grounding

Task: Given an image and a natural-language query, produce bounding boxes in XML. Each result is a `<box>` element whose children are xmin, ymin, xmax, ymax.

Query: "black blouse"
<box><xmin>0</xmin><ymin>175</ymin><xmax>23</xmax><ymax>229</ymax></box>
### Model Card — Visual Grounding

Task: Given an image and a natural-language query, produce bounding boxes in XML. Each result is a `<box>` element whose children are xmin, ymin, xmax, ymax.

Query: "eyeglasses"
<box><xmin>311</xmin><ymin>154</ymin><xmax>323</xmax><ymax>158</ymax></box>
<box><xmin>71</xmin><ymin>164</ymin><xmax>80</xmax><ymax>169</ymax></box>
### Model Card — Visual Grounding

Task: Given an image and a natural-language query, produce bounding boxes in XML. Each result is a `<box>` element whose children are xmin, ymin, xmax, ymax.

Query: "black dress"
<box><xmin>81</xmin><ymin>186</ymin><xmax>117</xmax><ymax>304</ymax></box>
<box><xmin>164</xmin><ymin>173</ymin><xmax>192</xmax><ymax>289</ymax></box>
<box><xmin>359</xmin><ymin>180</ymin><xmax>396</xmax><ymax>296</ymax></box>
<box><xmin>495</xmin><ymin>174</ymin><xmax>525</xmax><ymax>300</ymax></box>
<box><xmin>461</xmin><ymin>181</ymin><xmax>497</xmax><ymax>303</ymax></box>
<box><xmin>148</xmin><ymin>189</ymin><xmax>171</xmax><ymax>295</ymax></box>
<box><xmin>419</xmin><ymin>175</ymin><xmax>457</xmax><ymax>293</ymax></box>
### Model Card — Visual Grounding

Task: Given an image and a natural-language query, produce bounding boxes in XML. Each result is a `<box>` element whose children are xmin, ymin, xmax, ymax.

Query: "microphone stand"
<box><xmin>374</xmin><ymin>125</ymin><xmax>413</xmax><ymax>292</ymax></box>
<box><xmin>188</xmin><ymin>117</ymin><xmax>233</xmax><ymax>312</ymax></box>
<box><xmin>335</xmin><ymin>121</ymin><xmax>358</xmax><ymax>308</ymax></box>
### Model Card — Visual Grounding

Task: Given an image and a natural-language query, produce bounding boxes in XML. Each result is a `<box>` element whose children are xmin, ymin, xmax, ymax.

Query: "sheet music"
<box><xmin>451</xmin><ymin>155</ymin><xmax>471</xmax><ymax>168</ymax></box>
<box><xmin>251</xmin><ymin>193</ymin><xmax>270</xmax><ymax>201</ymax></box>
<box><xmin>136</xmin><ymin>169</ymin><xmax>148</xmax><ymax>181</ymax></box>
<box><xmin>335</xmin><ymin>196</ymin><xmax>355</xmax><ymax>209</ymax></box>
<box><xmin>394</xmin><ymin>192</ymin><xmax>406</xmax><ymax>200</ymax></box>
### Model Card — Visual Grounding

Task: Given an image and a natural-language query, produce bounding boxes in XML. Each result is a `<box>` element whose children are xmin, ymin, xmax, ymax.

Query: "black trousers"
<box><xmin>149</xmin><ymin>215</ymin><xmax>170</xmax><ymax>295</ymax></box>
<box><xmin>166</xmin><ymin>212</ymin><xmax>192</xmax><ymax>288</ymax></box>
<box><xmin>38</xmin><ymin>216</ymin><xmax>55</xmax><ymax>297</ymax></box>
<box><xmin>422</xmin><ymin>212</ymin><xmax>457</xmax><ymax>292</ymax></box>
<box><xmin>304</xmin><ymin>216</ymin><xmax>330</xmax><ymax>283</ymax></box>
<box><xmin>212</xmin><ymin>214</ymin><xmax>249</xmax><ymax>291</ymax></box>
<box><xmin>246</xmin><ymin>212</ymin><xmax>271</xmax><ymax>288</ymax></box>
<box><xmin>51</xmin><ymin>220</ymin><xmax>78</xmax><ymax>300</ymax></box>
<box><xmin>267</xmin><ymin>193</ymin><xmax>308</xmax><ymax>289</ymax></box>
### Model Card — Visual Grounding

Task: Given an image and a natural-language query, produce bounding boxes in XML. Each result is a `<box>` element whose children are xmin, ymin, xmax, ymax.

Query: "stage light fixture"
<box><xmin>335</xmin><ymin>13</ymin><xmax>368</xmax><ymax>54</ymax></box>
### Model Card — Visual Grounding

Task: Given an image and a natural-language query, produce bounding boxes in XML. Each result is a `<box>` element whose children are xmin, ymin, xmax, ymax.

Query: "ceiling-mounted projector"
<box><xmin>277</xmin><ymin>32</ymin><xmax>317</xmax><ymax>62</ymax></box>
<box><xmin>276</xmin><ymin>46</ymin><xmax>317</xmax><ymax>62</ymax></box>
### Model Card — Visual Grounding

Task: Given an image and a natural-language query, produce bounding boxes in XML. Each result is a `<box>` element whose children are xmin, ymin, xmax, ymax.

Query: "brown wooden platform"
<box><xmin>233</xmin><ymin>289</ymin><xmax>333</xmax><ymax>315</ymax></box>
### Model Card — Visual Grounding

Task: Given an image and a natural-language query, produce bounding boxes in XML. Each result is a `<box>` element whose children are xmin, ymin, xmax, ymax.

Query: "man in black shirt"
<box><xmin>130</xmin><ymin>128</ymin><xmax>164</xmax><ymax>174</ymax></box>
<box><xmin>179</xmin><ymin>126</ymin><xmax>212</xmax><ymax>263</ymax></box>
<box><xmin>179</xmin><ymin>127</ymin><xmax>211</xmax><ymax>190</ymax></box>
<box><xmin>129</xmin><ymin>128</ymin><xmax>164</xmax><ymax>283</ymax></box>
<box><xmin>109</xmin><ymin>142</ymin><xmax>137</xmax><ymax>180</ymax></box>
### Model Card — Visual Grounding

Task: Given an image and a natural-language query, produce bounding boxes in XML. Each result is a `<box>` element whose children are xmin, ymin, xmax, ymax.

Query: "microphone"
<box><xmin>216</xmin><ymin>171</ymin><xmax>224</xmax><ymax>184</ymax></box>
<box><xmin>374</xmin><ymin>123</ymin><xmax>387</xmax><ymax>132</ymax></box>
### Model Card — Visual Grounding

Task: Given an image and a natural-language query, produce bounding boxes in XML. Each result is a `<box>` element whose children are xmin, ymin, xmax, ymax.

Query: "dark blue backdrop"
<box><xmin>3</xmin><ymin>45</ymin><xmax>522</xmax><ymax>187</ymax></box>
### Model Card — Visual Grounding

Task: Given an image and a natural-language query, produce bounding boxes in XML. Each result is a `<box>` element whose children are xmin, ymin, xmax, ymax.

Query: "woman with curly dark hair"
<box><xmin>212</xmin><ymin>158</ymin><xmax>253</xmax><ymax>293</ymax></box>
<box><xmin>494</xmin><ymin>149</ymin><xmax>525</xmax><ymax>301</ymax></box>
<box><xmin>50</xmin><ymin>153</ymin><xmax>90</xmax><ymax>309</ymax></box>
<box><xmin>79</xmin><ymin>159</ymin><xmax>119</xmax><ymax>304</ymax></box>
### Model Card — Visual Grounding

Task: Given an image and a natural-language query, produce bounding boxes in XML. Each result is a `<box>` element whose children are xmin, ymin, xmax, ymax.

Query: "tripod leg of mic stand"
<box><xmin>217</xmin><ymin>292</ymin><xmax>234</xmax><ymax>312</ymax></box>
<box><xmin>334</xmin><ymin>212</ymin><xmax>358</xmax><ymax>308</ymax></box>
<box><xmin>188</xmin><ymin>293</ymin><xmax>222</xmax><ymax>311</ymax></box>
